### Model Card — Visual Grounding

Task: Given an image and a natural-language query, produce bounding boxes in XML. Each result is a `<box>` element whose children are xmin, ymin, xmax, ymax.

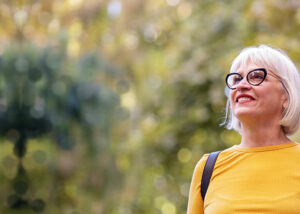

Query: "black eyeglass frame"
<box><xmin>225</xmin><ymin>68</ymin><xmax>267</xmax><ymax>90</ymax></box>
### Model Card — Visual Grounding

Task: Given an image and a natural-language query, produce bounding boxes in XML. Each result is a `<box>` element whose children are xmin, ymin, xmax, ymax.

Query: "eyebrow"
<box><xmin>235</xmin><ymin>68</ymin><xmax>266</xmax><ymax>75</ymax></box>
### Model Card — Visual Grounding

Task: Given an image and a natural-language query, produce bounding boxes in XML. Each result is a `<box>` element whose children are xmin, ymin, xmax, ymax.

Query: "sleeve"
<box><xmin>187</xmin><ymin>154</ymin><xmax>209</xmax><ymax>214</ymax></box>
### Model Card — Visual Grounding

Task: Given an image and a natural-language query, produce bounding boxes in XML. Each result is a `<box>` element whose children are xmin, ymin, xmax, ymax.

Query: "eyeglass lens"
<box><xmin>226</xmin><ymin>69</ymin><xmax>266</xmax><ymax>89</ymax></box>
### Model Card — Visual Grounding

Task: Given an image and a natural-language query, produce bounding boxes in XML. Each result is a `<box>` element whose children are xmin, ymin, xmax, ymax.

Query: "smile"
<box><xmin>236</xmin><ymin>94</ymin><xmax>255</xmax><ymax>103</ymax></box>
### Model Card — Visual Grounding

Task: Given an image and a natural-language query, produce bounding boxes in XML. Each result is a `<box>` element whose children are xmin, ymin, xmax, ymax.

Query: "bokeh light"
<box><xmin>0</xmin><ymin>1</ymin><xmax>300</xmax><ymax>213</ymax></box>
<box><xmin>107</xmin><ymin>1</ymin><xmax>122</xmax><ymax>19</ymax></box>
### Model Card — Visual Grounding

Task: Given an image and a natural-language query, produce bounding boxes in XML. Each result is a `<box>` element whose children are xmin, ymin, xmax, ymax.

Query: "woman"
<box><xmin>187</xmin><ymin>45</ymin><xmax>300</xmax><ymax>213</ymax></box>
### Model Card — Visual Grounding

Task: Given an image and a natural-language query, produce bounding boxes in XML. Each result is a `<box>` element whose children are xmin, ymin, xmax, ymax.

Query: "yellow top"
<box><xmin>187</xmin><ymin>142</ymin><xmax>300</xmax><ymax>214</ymax></box>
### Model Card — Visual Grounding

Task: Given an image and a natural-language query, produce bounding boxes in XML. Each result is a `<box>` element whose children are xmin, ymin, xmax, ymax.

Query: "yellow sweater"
<box><xmin>187</xmin><ymin>142</ymin><xmax>300</xmax><ymax>214</ymax></box>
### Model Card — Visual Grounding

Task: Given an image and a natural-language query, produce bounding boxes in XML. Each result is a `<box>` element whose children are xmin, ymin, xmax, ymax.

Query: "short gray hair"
<box><xmin>223</xmin><ymin>45</ymin><xmax>300</xmax><ymax>135</ymax></box>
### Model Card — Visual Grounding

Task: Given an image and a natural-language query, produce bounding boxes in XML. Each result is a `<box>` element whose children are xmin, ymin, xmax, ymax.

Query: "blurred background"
<box><xmin>1</xmin><ymin>0</ymin><xmax>300</xmax><ymax>213</ymax></box>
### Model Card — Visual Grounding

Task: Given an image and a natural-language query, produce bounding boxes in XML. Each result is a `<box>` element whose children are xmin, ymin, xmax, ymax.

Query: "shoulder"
<box><xmin>195</xmin><ymin>154</ymin><xmax>209</xmax><ymax>170</ymax></box>
<box><xmin>192</xmin><ymin>147</ymin><xmax>237</xmax><ymax>178</ymax></box>
<box><xmin>191</xmin><ymin>154</ymin><xmax>209</xmax><ymax>181</ymax></box>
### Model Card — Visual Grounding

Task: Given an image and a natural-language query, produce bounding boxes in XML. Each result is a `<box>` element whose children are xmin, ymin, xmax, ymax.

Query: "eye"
<box><xmin>249</xmin><ymin>71</ymin><xmax>264</xmax><ymax>80</ymax></box>
<box><xmin>232</xmin><ymin>75</ymin><xmax>242</xmax><ymax>84</ymax></box>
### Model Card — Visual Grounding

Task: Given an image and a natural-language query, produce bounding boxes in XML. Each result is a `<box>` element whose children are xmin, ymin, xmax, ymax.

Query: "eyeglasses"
<box><xmin>226</xmin><ymin>68</ymin><xmax>270</xmax><ymax>90</ymax></box>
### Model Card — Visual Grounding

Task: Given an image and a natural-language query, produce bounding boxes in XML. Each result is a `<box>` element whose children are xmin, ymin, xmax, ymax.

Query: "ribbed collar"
<box><xmin>233</xmin><ymin>142</ymin><xmax>298</xmax><ymax>153</ymax></box>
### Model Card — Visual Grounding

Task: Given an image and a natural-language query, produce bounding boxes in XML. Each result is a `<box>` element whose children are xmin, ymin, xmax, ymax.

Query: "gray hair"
<box><xmin>223</xmin><ymin>45</ymin><xmax>300</xmax><ymax>135</ymax></box>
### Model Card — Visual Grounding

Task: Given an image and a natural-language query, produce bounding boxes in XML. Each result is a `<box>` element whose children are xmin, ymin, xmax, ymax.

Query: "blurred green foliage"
<box><xmin>1</xmin><ymin>0</ymin><xmax>300</xmax><ymax>213</ymax></box>
<box><xmin>0</xmin><ymin>41</ymin><xmax>127</xmax><ymax>212</ymax></box>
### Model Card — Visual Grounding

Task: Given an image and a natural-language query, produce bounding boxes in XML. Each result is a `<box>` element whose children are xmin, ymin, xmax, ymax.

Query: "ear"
<box><xmin>280</xmin><ymin>88</ymin><xmax>288</xmax><ymax>111</ymax></box>
<box><xmin>282</xmin><ymin>95</ymin><xmax>288</xmax><ymax>111</ymax></box>
<box><xmin>283</xmin><ymin>101</ymin><xmax>287</xmax><ymax>110</ymax></box>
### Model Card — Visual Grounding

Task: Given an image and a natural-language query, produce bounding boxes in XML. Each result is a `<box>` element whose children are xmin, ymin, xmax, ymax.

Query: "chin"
<box><xmin>234</xmin><ymin>109</ymin><xmax>259</xmax><ymax>119</ymax></box>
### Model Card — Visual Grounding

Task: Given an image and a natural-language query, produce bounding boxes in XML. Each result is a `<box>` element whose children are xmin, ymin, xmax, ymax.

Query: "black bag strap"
<box><xmin>201</xmin><ymin>151</ymin><xmax>221</xmax><ymax>200</ymax></box>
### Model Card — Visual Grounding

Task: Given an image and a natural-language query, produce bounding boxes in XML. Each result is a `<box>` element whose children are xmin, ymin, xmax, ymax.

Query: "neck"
<box><xmin>239</xmin><ymin>119</ymin><xmax>291</xmax><ymax>148</ymax></box>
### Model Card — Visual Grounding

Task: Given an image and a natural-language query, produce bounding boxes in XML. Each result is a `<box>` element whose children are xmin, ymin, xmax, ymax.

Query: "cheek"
<box><xmin>229</xmin><ymin>91</ymin><xmax>236</xmax><ymax>105</ymax></box>
<box><xmin>261</xmin><ymin>90</ymin><xmax>284</xmax><ymax>110</ymax></box>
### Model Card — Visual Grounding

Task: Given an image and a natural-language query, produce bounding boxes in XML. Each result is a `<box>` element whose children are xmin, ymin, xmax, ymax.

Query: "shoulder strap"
<box><xmin>201</xmin><ymin>151</ymin><xmax>221</xmax><ymax>200</ymax></box>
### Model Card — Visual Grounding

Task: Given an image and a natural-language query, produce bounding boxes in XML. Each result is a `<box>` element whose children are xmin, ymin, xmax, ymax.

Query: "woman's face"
<box><xmin>229</xmin><ymin>64</ymin><xmax>286</xmax><ymax>123</ymax></box>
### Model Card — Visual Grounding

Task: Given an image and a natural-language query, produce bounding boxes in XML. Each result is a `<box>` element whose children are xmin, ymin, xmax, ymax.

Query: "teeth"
<box><xmin>238</xmin><ymin>97</ymin><xmax>253</xmax><ymax>102</ymax></box>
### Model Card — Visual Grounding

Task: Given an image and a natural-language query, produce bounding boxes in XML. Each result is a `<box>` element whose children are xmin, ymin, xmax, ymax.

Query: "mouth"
<box><xmin>236</xmin><ymin>94</ymin><xmax>255</xmax><ymax>103</ymax></box>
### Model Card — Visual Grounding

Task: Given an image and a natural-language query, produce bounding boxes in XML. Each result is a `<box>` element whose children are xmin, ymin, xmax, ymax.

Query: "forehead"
<box><xmin>230</xmin><ymin>54</ymin><xmax>271</xmax><ymax>74</ymax></box>
<box><xmin>234</xmin><ymin>63</ymin><xmax>265</xmax><ymax>74</ymax></box>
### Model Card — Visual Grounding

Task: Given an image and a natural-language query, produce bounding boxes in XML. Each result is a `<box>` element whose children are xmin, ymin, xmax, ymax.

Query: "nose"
<box><xmin>236</xmin><ymin>77</ymin><xmax>251</xmax><ymax>90</ymax></box>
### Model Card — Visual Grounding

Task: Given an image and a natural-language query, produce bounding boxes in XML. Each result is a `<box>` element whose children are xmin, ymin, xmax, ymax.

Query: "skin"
<box><xmin>230</xmin><ymin>63</ymin><xmax>292</xmax><ymax>148</ymax></box>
